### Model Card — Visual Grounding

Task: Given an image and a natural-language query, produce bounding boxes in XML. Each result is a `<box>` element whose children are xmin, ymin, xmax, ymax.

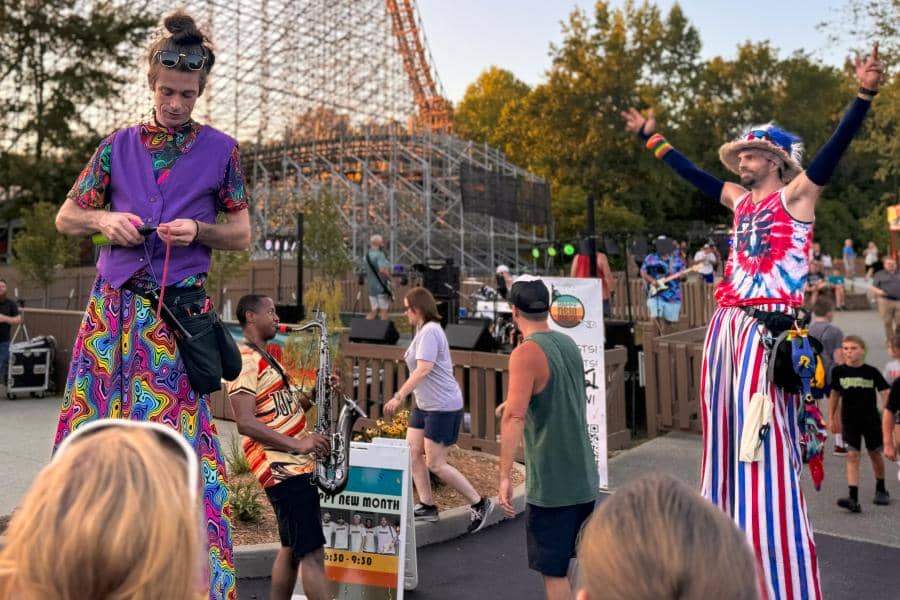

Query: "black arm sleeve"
<box><xmin>805</xmin><ymin>97</ymin><xmax>872</xmax><ymax>186</ymax></box>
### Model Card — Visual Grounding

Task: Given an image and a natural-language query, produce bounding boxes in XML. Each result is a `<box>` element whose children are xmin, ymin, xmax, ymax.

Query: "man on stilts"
<box><xmin>622</xmin><ymin>43</ymin><xmax>883</xmax><ymax>600</ymax></box>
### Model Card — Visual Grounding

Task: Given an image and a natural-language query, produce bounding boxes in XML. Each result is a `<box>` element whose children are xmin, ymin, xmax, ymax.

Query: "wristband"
<box><xmin>191</xmin><ymin>219</ymin><xmax>201</xmax><ymax>243</ymax></box>
<box><xmin>637</xmin><ymin>122</ymin><xmax>652</xmax><ymax>141</ymax></box>
<box><xmin>646</xmin><ymin>133</ymin><xmax>673</xmax><ymax>159</ymax></box>
<box><xmin>859</xmin><ymin>86</ymin><xmax>878</xmax><ymax>97</ymax></box>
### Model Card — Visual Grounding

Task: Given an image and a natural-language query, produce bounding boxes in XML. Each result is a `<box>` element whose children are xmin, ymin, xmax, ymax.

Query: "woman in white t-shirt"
<box><xmin>383</xmin><ymin>287</ymin><xmax>493</xmax><ymax>533</ymax></box>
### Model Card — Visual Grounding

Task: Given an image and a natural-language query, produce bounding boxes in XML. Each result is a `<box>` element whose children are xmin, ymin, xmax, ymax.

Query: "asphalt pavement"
<box><xmin>238</xmin><ymin>494</ymin><xmax>900</xmax><ymax>600</ymax></box>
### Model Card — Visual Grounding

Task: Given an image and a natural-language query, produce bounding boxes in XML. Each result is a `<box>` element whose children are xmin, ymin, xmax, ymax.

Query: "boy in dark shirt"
<box><xmin>829</xmin><ymin>335</ymin><xmax>890</xmax><ymax>511</ymax></box>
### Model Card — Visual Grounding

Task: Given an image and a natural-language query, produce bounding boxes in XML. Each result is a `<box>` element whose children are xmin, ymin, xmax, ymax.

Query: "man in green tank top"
<box><xmin>498</xmin><ymin>277</ymin><xmax>599</xmax><ymax>600</ymax></box>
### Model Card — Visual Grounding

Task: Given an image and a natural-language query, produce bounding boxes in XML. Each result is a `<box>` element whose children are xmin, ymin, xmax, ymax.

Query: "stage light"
<box><xmin>563</xmin><ymin>243</ymin><xmax>576</xmax><ymax>256</ymax></box>
<box><xmin>265</xmin><ymin>239</ymin><xmax>273</xmax><ymax>251</ymax></box>
<box><xmin>531</xmin><ymin>247</ymin><xmax>541</xmax><ymax>259</ymax></box>
<box><xmin>547</xmin><ymin>245</ymin><xmax>558</xmax><ymax>257</ymax></box>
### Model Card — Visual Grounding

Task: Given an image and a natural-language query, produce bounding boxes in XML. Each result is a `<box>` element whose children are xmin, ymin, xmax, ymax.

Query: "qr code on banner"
<box><xmin>588</xmin><ymin>423</ymin><xmax>600</xmax><ymax>448</ymax></box>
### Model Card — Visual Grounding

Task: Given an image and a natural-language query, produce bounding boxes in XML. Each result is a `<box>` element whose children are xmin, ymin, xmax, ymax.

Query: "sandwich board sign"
<box><xmin>317</xmin><ymin>438</ymin><xmax>417</xmax><ymax>599</ymax></box>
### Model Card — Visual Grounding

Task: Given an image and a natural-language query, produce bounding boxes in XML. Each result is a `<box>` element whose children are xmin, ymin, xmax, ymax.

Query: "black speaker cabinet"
<box><xmin>348</xmin><ymin>318</ymin><xmax>399</xmax><ymax>345</ymax></box>
<box><xmin>445</xmin><ymin>321</ymin><xmax>494</xmax><ymax>352</ymax></box>
<box><xmin>605</xmin><ymin>319</ymin><xmax>638</xmax><ymax>371</ymax></box>
<box><xmin>421</xmin><ymin>262</ymin><xmax>460</xmax><ymax>299</ymax></box>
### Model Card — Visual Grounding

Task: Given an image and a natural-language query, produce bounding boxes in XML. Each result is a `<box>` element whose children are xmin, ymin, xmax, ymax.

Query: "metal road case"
<box><xmin>6</xmin><ymin>324</ymin><xmax>55</xmax><ymax>399</ymax></box>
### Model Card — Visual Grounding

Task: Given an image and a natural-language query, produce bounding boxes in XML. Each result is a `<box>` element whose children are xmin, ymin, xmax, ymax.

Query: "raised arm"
<box><xmin>621</xmin><ymin>107</ymin><xmax>746</xmax><ymax>210</ymax></box>
<box><xmin>784</xmin><ymin>42</ymin><xmax>883</xmax><ymax>221</ymax></box>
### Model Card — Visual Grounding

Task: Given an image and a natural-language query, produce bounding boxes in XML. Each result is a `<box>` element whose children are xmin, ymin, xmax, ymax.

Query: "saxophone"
<box><xmin>295</xmin><ymin>312</ymin><xmax>366</xmax><ymax>496</ymax></box>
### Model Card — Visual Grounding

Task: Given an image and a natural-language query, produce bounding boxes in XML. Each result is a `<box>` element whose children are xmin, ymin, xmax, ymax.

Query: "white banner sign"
<box><xmin>540</xmin><ymin>277</ymin><xmax>607</xmax><ymax>489</ymax></box>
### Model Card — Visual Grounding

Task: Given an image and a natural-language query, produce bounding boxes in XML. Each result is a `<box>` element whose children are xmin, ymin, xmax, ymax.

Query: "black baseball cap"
<box><xmin>509</xmin><ymin>277</ymin><xmax>549</xmax><ymax>313</ymax></box>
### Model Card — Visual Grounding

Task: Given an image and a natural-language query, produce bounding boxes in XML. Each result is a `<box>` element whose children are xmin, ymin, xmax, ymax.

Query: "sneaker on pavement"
<box><xmin>874</xmin><ymin>490</ymin><xmax>890</xmax><ymax>506</ymax></box>
<box><xmin>837</xmin><ymin>497</ymin><xmax>862</xmax><ymax>513</ymax></box>
<box><xmin>413</xmin><ymin>503</ymin><xmax>439</xmax><ymax>522</ymax></box>
<box><xmin>833</xmin><ymin>445</ymin><xmax>848</xmax><ymax>456</ymax></box>
<box><xmin>467</xmin><ymin>498</ymin><xmax>494</xmax><ymax>534</ymax></box>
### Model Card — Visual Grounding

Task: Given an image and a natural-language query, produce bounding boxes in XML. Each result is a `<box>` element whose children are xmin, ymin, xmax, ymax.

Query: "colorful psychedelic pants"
<box><xmin>700</xmin><ymin>305</ymin><xmax>821</xmax><ymax>600</ymax></box>
<box><xmin>54</xmin><ymin>277</ymin><xmax>235</xmax><ymax>600</ymax></box>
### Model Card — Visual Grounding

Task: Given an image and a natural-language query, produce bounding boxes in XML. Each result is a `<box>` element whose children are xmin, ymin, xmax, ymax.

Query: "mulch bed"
<box><xmin>230</xmin><ymin>446</ymin><xmax>522</xmax><ymax>547</ymax></box>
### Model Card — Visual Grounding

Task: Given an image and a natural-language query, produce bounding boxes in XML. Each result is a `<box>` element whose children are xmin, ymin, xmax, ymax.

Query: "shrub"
<box><xmin>227</xmin><ymin>480</ymin><xmax>264</xmax><ymax>523</ymax></box>
<box><xmin>224</xmin><ymin>435</ymin><xmax>251</xmax><ymax>476</ymax></box>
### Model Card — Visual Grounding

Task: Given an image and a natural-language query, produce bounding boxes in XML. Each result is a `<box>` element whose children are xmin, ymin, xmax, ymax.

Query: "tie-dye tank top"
<box><xmin>715</xmin><ymin>189</ymin><xmax>813</xmax><ymax>307</ymax></box>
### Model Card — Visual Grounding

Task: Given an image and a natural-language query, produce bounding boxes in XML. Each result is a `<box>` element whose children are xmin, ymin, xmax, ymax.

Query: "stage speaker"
<box><xmin>349</xmin><ymin>318</ymin><xmax>399</xmax><ymax>345</ymax></box>
<box><xmin>605</xmin><ymin>319</ymin><xmax>638</xmax><ymax>371</ymax></box>
<box><xmin>445</xmin><ymin>322</ymin><xmax>494</xmax><ymax>352</ymax></box>
<box><xmin>419</xmin><ymin>260</ymin><xmax>460</xmax><ymax>299</ymax></box>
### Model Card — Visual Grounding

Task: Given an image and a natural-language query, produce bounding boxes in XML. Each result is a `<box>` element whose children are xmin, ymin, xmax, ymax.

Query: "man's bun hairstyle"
<box><xmin>147</xmin><ymin>10</ymin><xmax>215</xmax><ymax>93</ymax></box>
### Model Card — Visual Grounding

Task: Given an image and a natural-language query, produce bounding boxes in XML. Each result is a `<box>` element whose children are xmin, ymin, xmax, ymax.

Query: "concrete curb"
<box><xmin>235</xmin><ymin>462</ymin><xmax>527</xmax><ymax>579</ymax></box>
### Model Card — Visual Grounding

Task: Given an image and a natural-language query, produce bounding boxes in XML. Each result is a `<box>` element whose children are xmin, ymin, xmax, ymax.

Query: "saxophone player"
<box><xmin>228</xmin><ymin>294</ymin><xmax>335</xmax><ymax>600</ymax></box>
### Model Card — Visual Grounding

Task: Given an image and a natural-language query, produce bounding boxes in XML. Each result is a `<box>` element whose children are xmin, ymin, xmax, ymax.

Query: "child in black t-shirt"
<box><xmin>829</xmin><ymin>335</ymin><xmax>890</xmax><ymax>512</ymax></box>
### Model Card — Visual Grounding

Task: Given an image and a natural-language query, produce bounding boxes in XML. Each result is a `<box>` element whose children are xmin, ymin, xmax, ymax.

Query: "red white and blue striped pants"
<box><xmin>700</xmin><ymin>305</ymin><xmax>821</xmax><ymax>600</ymax></box>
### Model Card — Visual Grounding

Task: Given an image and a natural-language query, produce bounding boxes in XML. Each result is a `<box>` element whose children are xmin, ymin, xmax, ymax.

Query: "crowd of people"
<box><xmin>1</xmin><ymin>6</ymin><xmax>897</xmax><ymax>600</ymax></box>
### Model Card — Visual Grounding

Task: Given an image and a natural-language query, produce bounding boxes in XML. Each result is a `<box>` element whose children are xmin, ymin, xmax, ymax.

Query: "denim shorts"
<box><xmin>646</xmin><ymin>298</ymin><xmax>681</xmax><ymax>322</ymax></box>
<box><xmin>408</xmin><ymin>406</ymin><xmax>462</xmax><ymax>445</ymax></box>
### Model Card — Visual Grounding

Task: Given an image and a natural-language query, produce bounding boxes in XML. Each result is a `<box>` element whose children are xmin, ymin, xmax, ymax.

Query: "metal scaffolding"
<box><xmin>72</xmin><ymin>1</ymin><xmax>551</xmax><ymax>274</ymax></box>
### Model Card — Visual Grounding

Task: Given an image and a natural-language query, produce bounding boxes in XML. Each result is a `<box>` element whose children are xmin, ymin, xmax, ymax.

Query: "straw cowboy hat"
<box><xmin>719</xmin><ymin>123</ymin><xmax>804</xmax><ymax>183</ymax></box>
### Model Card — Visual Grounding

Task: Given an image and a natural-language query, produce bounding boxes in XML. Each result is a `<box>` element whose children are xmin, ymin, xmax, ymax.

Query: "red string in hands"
<box><xmin>156</xmin><ymin>235</ymin><xmax>173</xmax><ymax>321</ymax></box>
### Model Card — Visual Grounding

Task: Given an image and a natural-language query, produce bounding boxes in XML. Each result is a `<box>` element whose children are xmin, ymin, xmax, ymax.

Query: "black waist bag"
<box><xmin>129</xmin><ymin>285</ymin><xmax>242</xmax><ymax>395</ymax></box>
<box><xmin>749</xmin><ymin>308</ymin><xmax>823</xmax><ymax>393</ymax></box>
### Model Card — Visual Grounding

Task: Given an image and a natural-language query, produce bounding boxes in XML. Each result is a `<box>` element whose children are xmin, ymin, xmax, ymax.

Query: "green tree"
<box><xmin>1</xmin><ymin>0</ymin><xmax>154</xmax><ymax>161</ymax></box>
<box><xmin>454</xmin><ymin>67</ymin><xmax>530</xmax><ymax>146</ymax></box>
<box><xmin>302</xmin><ymin>189</ymin><xmax>353</xmax><ymax>331</ymax></box>
<box><xmin>0</xmin><ymin>1</ymin><xmax>153</xmax><ymax>212</ymax></box>
<box><xmin>12</xmin><ymin>201</ymin><xmax>80</xmax><ymax>306</ymax></box>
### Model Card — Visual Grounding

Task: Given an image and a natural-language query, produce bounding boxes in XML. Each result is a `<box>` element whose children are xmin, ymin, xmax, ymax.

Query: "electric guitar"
<box><xmin>647</xmin><ymin>264</ymin><xmax>703</xmax><ymax>297</ymax></box>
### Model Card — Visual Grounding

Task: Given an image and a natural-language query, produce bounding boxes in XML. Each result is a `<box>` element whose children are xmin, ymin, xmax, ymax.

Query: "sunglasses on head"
<box><xmin>54</xmin><ymin>419</ymin><xmax>199</xmax><ymax>502</ymax></box>
<box><xmin>155</xmin><ymin>50</ymin><xmax>207</xmax><ymax>71</ymax></box>
<box><xmin>746</xmin><ymin>130</ymin><xmax>772</xmax><ymax>142</ymax></box>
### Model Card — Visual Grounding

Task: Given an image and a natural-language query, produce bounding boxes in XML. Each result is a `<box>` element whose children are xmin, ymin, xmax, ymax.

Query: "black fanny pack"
<box><xmin>744</xmin><ymin>307</ymin><xmax>823</xmax><ymax>393</ymax></box>
<box><xmin>126</xmin><ymin>284</ymin><xmax>242</xmax><ymax>395</ymax></box>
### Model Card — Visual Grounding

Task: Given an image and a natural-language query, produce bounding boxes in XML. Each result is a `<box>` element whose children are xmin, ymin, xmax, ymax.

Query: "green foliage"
<box><xmin>0</xmin><ymin>1</ymin><xmax>154</xmax><ymax>161</ymax></box>
<box><xmin>300</xmin><ymin>189</ymin><xmax>350</xmax><ymax>329</ymax></box>
<box><xmin>13</xmin><ymin>201</ymin><xmax>80</xmax><ymax>306</ymax></box>
<box><xmin>224</xmin><ymin>435</ymin><xmax>251</xmax><ymax>476</ymax></box>
<box><xmin>227</xmin><ymin>480</ymin><xmax>264</xmax><ymax>523</ymax></box>
<box><xmin>462</xmin><ymin>0</ymin><xmax>899</xmax><ymax>250</ymax></box>
<box><xmin>455</xmin><ymin>67</ymin><xmax>531</xmax><ymax>146</ymax></box>
<box><xmin>304</xmin><ymin>190</ymin><xmax>353</xmax><ymax>279</ymax></box>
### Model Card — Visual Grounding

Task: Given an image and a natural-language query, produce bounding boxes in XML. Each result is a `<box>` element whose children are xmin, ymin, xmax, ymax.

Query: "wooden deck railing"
<box><xmin>641</xmin><ymin>324</ymin><xmax>707</xmax><ymax>436</ymax></box>
<box><xmin>210</xmin><ymin>339</ymin><xmax>630</xmax><ymax>456</ymax></box>
<box><xmin>335</xmin><ymin>337</ymin><xmax>630</xmax><ymax>455</ymax></box>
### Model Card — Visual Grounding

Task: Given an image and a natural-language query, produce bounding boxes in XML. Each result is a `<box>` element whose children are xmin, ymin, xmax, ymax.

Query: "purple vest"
<box><xmin>97</xmin><ymin>125</ymin><xmax>237</xmax><ymax>288</ymax></box>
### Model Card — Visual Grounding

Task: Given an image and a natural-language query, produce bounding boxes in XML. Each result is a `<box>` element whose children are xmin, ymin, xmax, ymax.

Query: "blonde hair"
<box><xmin>577</xmin><ymin>473</ymin><xmax>760</xmax><ymax>600</ymax></box>
<box><xmin>0</xmin><ymin>428</ymin><xmax>203</xmax><ymax>600</ymax></box>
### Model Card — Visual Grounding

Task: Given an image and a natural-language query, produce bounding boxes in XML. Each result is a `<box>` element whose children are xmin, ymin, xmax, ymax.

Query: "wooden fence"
<box><xmin>641</xmin><ymin>324</ymin><xmax>707</xmax><ymax>436</ymax></box>
<box><xmin>210</xmin><ymin>340</ymin><xmax>630</xmax><ymax>455</ymax></box>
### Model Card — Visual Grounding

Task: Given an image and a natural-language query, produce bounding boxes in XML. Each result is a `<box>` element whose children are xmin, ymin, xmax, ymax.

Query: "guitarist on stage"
<box><xmin>640</xmin><ymin>235</ymin><xmax>685</xmax><ymax>334</ymax></box>
<box><xmin>364</xmin><ymin>234</ymin><xmax>393</xmax><ymax>320</ymax></box>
